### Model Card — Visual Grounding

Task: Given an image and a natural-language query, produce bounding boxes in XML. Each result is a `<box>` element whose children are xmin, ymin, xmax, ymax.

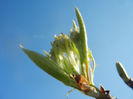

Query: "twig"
<box><xmin>116</xmin><ymin>61</ymin><xmax>133</xmax><ymax>89</ymax></box>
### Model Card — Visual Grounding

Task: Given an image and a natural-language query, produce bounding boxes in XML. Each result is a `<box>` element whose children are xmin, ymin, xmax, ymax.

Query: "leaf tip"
<box><xmin>72</xmin><ymin>20</ymin><xmax>76</xmax><ymax>29</ymax></box>
<box><xmin>19</xmin><ymin>44</ymin><xmax>24</xmax><ymax>49</ymax></box>
<box><xmin>43</xmin><ymin>50</ymin><xmax>50</xmax><ymax>57</ymax></box>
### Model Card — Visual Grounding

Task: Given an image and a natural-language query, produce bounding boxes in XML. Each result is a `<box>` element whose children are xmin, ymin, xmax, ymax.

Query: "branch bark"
<box><xmin>125</xmin><ymin>77</ymin><xmax>133</xmax><ymax>89</ymax></box>
<box><xmin>96</xmin><ymin>94</ymin><xmax>115</xmax><ymax>99</ymax></box>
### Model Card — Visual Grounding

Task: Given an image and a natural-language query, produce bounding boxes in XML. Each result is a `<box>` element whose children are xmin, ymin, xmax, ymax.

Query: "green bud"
<box><xmin>116</xmin><ymin>61</ymin><xmax>129</xmax><ymax>82</ymax></box>
<box><xmin>50</xmin><ymin>33</ymin><xmax>80</xmax><ymax>75</ymax></box>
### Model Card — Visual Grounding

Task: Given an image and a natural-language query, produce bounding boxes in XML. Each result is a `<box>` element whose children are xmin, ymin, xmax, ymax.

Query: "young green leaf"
<box><xmin>69</xmin><ymin>8</ymin><xmax>90</xmax><ymax>81</ymax></box>
<box><xmin>21</xmin><ymin>46</ymin><xmax>78</xmax><ymax>88</ymax></box>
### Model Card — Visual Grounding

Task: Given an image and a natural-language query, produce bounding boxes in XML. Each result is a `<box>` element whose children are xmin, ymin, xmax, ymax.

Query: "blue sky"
<box><xmin>1</xmin><ymin>0</ymin><xmax>133</xmax><ymax>99</ymax></box>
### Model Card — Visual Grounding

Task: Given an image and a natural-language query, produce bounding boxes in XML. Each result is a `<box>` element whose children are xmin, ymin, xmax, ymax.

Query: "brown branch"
<box><xmin>125</xmin><ymin>77</ymin><xmax>133</xmax><ymax>89</ymax></box>
<box><xmin>96</xmin><ymin>94</ymin><xmax>115</xmax><ymax>99</ymax></box>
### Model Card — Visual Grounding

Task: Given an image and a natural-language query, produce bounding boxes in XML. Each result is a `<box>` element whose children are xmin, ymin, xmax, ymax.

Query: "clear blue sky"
<box><xmin>1</xmin><ymin>0</ymin><xmax>133</xmax><ymax>99</ymax></box>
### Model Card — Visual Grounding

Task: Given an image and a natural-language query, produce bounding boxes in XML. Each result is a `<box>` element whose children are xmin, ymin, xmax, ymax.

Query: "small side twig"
<box><xmin>116</xmin><ymin>61</ymin><xmax>133</xmax><ymax>89</ymax></box>
<box><xmin>125</xmin><ymin>78</ymin><xmax>133</xmax><ymax>89</ymax></box>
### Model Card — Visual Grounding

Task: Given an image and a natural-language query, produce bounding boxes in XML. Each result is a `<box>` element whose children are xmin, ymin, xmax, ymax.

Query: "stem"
<box><xmin>96</xmin><ymin>96</ymin><xmax>115</xmax><ymax>99</ymax></box>
<box><xmin>86</xmin><ymin>62</ymin><xmax>90</xmax><ymax>83</ymax></box>
<box><xmin>125</xmin><ymin>77</ymin><xmax>133</xmax><ymax>89</ymax></box>
<box><xmin>92</xmin><ymin>57</ymin><xmax>96</xmax><ymax>73</ymax></box>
